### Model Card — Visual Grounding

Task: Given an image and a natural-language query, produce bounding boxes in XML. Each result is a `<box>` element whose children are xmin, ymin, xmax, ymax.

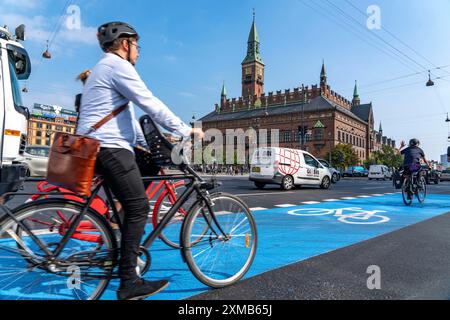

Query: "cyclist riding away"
<box><xmin>76</xmin><ymin>21</ymin><xmax>203</xmax><ymax>300</ymax></box>
<box><xmin>397</xmin><ymin>138</ymin><xmax>431</xmax><ymax>178</ymax></box>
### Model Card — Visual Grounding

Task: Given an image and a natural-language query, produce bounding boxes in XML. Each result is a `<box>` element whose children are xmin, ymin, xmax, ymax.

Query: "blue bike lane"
<box><xmin>99</xmin><ymin>193</ymin><xmax>450</xmax><ymax>300</ymax></box>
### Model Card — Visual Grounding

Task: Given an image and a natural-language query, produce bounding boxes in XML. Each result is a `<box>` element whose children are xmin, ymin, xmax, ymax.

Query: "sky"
<box><xmin>1</xmin><ymin>0</ymin><xmax>450</xmax><ymax>160</ymax></box>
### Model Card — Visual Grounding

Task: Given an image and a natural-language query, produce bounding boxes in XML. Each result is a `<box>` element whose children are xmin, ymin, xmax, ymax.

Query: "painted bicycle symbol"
<box><xmin>287</xmin><ymin>207</ymin><xmax>390</xmax><ymax>225</ymax></box>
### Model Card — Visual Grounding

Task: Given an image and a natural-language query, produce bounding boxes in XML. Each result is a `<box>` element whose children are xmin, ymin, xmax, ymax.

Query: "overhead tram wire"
<box><xmin>31</xmin><ymin>0</ymin><xmax>76</xmax><ymax>78</ymax></box>
<box><xmin>344</xmin><ymin>0</ymin><xmax>450</xmax><ymax>77</ymax></box>
<box><xmin>323</xmin><ymin>0</ymin><xmax>434</xmax><ymax>76</ymax></box>
<box><xmin>298</xmin><ymin>0</ymin><xmax>424</xmax><ymax>74</ymax></box>
<box><xmin>360</xmin><ymin>74</ymin><xmax>450</xmax><ymax>95</ymax></box>
<box><xmin>335</xmin><ymin>65</ymin><xmax>450</xmax><ymax>93</ymax></box>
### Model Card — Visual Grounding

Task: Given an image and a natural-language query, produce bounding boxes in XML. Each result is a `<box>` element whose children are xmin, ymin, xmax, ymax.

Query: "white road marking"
<box><xmin>275</xmin><ymin>204</ymin><xmax>297</xmax><ymax>208</ymax></box>
<box><xmin>235</xmin><ymin>192</ymin><xmax>296</xmax><ymax>197</ymax></box>
<box><xmin>357</xmin><ymin>195</ymin><xmax>372</xmax><ymax>198</ymax></box>
<box><xmin>323</xmin><ymin>199</ymin><xmax>340</xmax><ymax>202</ymax></box>
<box><xmin>302</xmin><ymin>201</ymin><xmax>321</xmax><ymax>205</ymax></box>
<box><xmin>341</xmin><ymin>197</ymin><xmax>357</xmax><ymax>200</ymax></box>
<box><xmin>250</xmin><ymin>207</ymin><xmax>268</xmax><ymax>211</ymax></box>
<box><xmin>371</xmin><ymin>194</ymin><xmax>385</xmax><ymax>197</ymax></box>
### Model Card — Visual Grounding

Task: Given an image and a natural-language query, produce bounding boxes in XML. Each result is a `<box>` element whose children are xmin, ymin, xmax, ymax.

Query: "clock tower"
<box><xmin>242</xmin><ymin>11</ymin><xmax>265</xmax><ymax>99</ymax></box>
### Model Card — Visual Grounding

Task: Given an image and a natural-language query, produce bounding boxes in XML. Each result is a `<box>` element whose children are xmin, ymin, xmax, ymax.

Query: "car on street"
<box><xmin>317</xmin><ymin>159</ymin><xmax>341</xmax><ymax>183</ymax></box>
<box><xmin>440</xmin><ymin>170</ymin><xmax>450</xmax><ymax>182</ymax></box>
<box><xmin>422</xmin><ymin>167</ymin><xmax>440</xmax><ymax>185</ymax></box>
<box><xmin>343</xmin><ymin>166</ymin><xmax>367</xmax><ymax>177</ymax></box>
<box><xmin>368</xmin><ymin>165</ymin><xmax>393</xmax><ymax>181</ymax></box>
<box><xmin>23</xmin><ymin>146</ymin><xmax>50</xmax><ymax>177</ymax></box>
<box><xmin>250</xmin><ymin>147</ymin><xmax>332</xmax><ymax>190</ymax></box>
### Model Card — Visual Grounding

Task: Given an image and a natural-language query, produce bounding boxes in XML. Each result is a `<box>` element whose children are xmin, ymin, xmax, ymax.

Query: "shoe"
<box><xmin>117</xmin><ymin>279</ymin><xmax>169</xmax><ymax>300</ymax></box>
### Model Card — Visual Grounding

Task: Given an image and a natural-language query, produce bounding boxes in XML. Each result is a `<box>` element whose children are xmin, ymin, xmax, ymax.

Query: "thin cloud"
<box><xmin>178</xmin><ymin>91</ymin><xmax>196</xmax><ymax>98</ymax></box>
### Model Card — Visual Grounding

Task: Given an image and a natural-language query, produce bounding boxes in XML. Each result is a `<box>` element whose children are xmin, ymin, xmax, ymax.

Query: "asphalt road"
<box><xmin>3</xmin><ymin>176</ymin><xmax>450</xmax><ymax>300</ymax></box>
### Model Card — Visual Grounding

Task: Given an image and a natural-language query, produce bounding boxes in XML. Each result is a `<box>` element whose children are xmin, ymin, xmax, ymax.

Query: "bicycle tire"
<box><xmin>152</xmin><ymin>182</ymin><xmax>188</xmax><ymax>249</ymax></box>
<box><xmin>153</xmin><ymin>182</ymin><xmax>209</xmax><ymax>249</ymax></box>
<box><xmin>0</xmin><ymin>199</ymin><xmax>118</xmax><ymax>300</ymax></box>
<box><xmin>416</xmin><ymin>176</ymin><xmax>427</xmax><ymax>203</ymax></box>
<box><xmin>181</xmin><ymin>193</ymin><xmax>257</xmax><ymax>288</ymax></box>
<box><xmin>402</xmin><ymin>179</ymin><xmax>413</xmax><ymax>206</ymax></box>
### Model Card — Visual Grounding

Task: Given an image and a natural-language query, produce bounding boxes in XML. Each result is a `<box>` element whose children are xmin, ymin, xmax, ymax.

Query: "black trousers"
<box><xmin>95</xmin><ymin>148</ymin><xmax>150</xmax><ymax>282</ymax></box>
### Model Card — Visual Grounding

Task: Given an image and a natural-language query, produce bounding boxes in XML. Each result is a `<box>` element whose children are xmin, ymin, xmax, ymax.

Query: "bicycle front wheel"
<box><xmin>0</xmin><ymin>200</ymin><xmax>118</xmax><ymax>300</ymax></box>
<box><xmin>182</xmin><ymin>193</ymin><xmax>257</xmax><ymax>288</ymax></box>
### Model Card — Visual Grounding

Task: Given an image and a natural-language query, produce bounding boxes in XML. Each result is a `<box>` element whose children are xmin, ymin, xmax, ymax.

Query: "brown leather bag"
<box><xmin>46</xmin><ymin>104</ymin><xmax>128</xmax><ymax>197</ymax></box>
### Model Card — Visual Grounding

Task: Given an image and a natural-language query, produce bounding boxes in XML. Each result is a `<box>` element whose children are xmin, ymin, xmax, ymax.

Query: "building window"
<box><xmin>36</xmin><ymin>139</ymin><xmax>42</xmax><ymax>145</ymax></box>
<box><xmin>36</xmin><ymin>131</ymin><xmax>42</xmax><ymax>137</ymax></box>
<box><xmin>37</xmin><ymin>123</ymin><xmax>43</xmax><ymax>129</ymax></box>
<box><xmin>314</xmin><ymin>128</ymin><xmax>324</xmax><ymax>141</ymax></box>
<box><xmin>284</xmin><ymin>131</ymin><xmax>291</xmax><ymax>143</ymax></box>
<box><xmin>56</xmin><ymin>126</ymin><xmax>63</xmax><ymax>131</ymax></box>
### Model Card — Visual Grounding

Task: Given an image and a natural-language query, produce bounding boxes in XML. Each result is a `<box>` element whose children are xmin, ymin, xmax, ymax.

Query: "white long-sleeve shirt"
<box><xmin>76</xmin><ymin>53</ymin><xmax>192</xmax><ymax>152</ymax></box>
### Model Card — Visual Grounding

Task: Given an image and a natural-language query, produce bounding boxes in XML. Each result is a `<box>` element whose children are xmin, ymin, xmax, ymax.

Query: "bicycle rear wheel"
<box><xmin>402</xmin><ymin>179</ymin><xmax>413</xmax><ymax>206</ymax></box>
<box><xmin>0</xmin><ymin>200</ymin><xmax>117</xmax><ymax>300</ymax></box>
<box><xmin>416</xmin><ymin>176</ymin><xmax>427</xmax><ymax>203</ymax></box>
<box><xmin>182</xmin><ymin>193</ymin><xmax>257</xmax><ymax>288</ymax></box>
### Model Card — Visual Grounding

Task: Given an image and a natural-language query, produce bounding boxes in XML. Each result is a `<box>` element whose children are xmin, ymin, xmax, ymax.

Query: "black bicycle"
<box><xmin>401</xmin><ymin>166</ymin><xmax>428</xmax><ymax>206</ymax></box>
<box><xmin>0</xmin><ymin>116</ymin><xmax>258</xmax><ymax>300</ymax></box>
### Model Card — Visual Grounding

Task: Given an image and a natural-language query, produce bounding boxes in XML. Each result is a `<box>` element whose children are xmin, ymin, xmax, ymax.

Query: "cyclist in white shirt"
<box><xmin>77</xmin><ymin>22</ymin><xmax>203</xmax><ymax>300</ymax></box>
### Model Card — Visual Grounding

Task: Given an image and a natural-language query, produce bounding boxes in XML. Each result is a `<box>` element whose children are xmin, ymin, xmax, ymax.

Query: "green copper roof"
<box><xmin>242</xmin><ymin>13</ymin><xmax>264</xmax><ymax>65</ymax></box>
<box><xmin>314</xmin><ymin>120</ymin><xmax>326</xmax><ymax>129</ymax></box>
<box><xmin>221</xmin><ymin>82</ymin><xmax>227</xmax><ymax>97</ymax></box>
<box><xmin>353</xmin><ymin>80</ymin><xmax>360</xmax><ymax>99</ymax></box>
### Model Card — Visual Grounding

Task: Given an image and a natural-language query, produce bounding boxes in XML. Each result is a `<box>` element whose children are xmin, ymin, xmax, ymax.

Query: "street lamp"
<box><xmin>426</xmin><ymin>71</ymin><xmax>435</xmax><ymax>87</ymax></box>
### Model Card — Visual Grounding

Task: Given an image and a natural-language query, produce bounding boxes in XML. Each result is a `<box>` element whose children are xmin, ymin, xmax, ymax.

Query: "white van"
<box><xmin>249</xmin><ymin>147</ymin><xmax>332</xmax><ymax>190</ymax></box>
<box><xmin>368</xmin><ymin>165</ymin><xmax>392</xmax><ymax>181</ymax></box>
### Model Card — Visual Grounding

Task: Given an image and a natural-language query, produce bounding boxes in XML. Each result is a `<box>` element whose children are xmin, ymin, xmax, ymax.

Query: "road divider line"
<box><xmin>275</xmin><ymin>204</ymin><xmax>297</xmax><ymax>208</ymax></box>
<box><xmin>302</xmin><ymin>201</ymin><xmax>321</xmax><ymax>205</ymax></box>
<box><xmin>341</xmin><ymin>197</ymin><xmax>357</xmax><ymax>200</ymax></box>
<box><xmin>250</xmin><ymin>207</ymin><xmax>268</xmax><ymax>211</ymax></box>
<box><xmin>323</xmin><ymin>199</ymin><xmax>340</xmax><ymax>202</ymax></box>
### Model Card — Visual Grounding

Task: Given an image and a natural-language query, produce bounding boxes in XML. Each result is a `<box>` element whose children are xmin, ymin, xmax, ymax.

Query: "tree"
<box><xmin>365</xmin><ymin>145</ymin><xmax>403</xmax><ymax>169</ymax></box>
<box><xmin>326</xmin><ymin>144</ymin><xmax>359</xmax><ymax>169</ymax></box>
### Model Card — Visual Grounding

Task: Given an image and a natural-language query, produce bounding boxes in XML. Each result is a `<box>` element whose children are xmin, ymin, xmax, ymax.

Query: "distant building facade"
<box><xmin>27</xmin><ymin>103</ymin><xmax>78</xmax><ymax>147</ymax></box>
<box><xmin>199</xmin><ymin>14</ymin><xmax>396</xmax><ymax>164</ymax></box>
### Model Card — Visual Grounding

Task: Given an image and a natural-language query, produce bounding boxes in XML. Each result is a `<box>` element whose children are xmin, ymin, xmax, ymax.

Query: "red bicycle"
<box><xmin>30</xmin><ymin>169</ymin><xmax>188</xmax><ymax>248</ymax></box>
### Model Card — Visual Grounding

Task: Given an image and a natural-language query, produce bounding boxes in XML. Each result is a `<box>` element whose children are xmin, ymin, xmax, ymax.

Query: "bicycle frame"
<box><xmin>3</xmin><ymin>166</ymin><xmax>222</xmax><ymax>265</ymax></box>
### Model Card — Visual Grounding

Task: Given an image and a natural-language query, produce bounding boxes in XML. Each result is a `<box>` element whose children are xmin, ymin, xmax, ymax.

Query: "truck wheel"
<box><xmin>255</xmin><ymin>182</ymin><xmax>266</xmax><ymax>190</ymax></box>
<box><xmin>320</xmin><ymin>176</ymin><xmax>331</xmax><ymax>189</ymax></box>
<box><xmin>281</xmin><ymin>175</ymin><xmax>294</xmax><ymax>191</ymax></box>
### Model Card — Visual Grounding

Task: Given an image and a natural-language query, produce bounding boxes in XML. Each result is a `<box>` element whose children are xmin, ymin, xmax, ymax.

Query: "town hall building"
<box><xmin>199</xmin><ymin>14</ymin><xmax>395</xmax><ymax>163</ymax></box>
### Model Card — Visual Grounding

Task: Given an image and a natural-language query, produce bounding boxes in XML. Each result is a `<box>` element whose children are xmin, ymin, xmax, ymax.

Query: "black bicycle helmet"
<box><xmin>97</xmin><ymin>22</ymin><xmax>139</xmax><ymax>52</ymax></box>
<box><xmin>409</xmin><ymin>138</ymin><xmax>420</xmax><ymax>147</ymax></box>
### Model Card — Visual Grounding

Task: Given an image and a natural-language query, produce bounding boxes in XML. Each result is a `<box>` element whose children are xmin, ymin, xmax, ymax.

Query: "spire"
<box><xmin>221</xmin><ymin>81</ymin><xmax>227</xmax><ymax>97</ymax></box>
<box><xmin>353</xmin><ymin>80</ymin><xmax>360</xmax><ymax>99</ymax></box>
<box><xmin>242</xmin><ymin>10</ymin><xmax>264</xmax><ymax>65</ymax></box>
<box><xmin>320</xmin><ymin>59</ymin><xmax>327</xmax><ymax>85</ymax></box>
<box><xmin>352</xmin><ymin>80</ymin><xmax>361</xmax><ymax>106</ymax></box>
<box><xmin>379</xmin><ymin>122</ymin><xmax>383</xmax><ymax>133</ymax></box>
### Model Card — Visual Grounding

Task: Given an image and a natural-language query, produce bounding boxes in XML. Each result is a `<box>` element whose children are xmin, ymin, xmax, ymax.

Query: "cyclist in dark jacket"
<box><xmin>397</xmin><ymin>139</ymin><xmax>430</xmax><ymax>176</ymax></box>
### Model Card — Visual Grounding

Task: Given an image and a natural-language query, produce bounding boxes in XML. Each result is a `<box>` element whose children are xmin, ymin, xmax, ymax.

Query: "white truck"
<box><xmin>0</xmin><ymin>25</ymin><xmax>30</xmax><ymax>196</ymax></box>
